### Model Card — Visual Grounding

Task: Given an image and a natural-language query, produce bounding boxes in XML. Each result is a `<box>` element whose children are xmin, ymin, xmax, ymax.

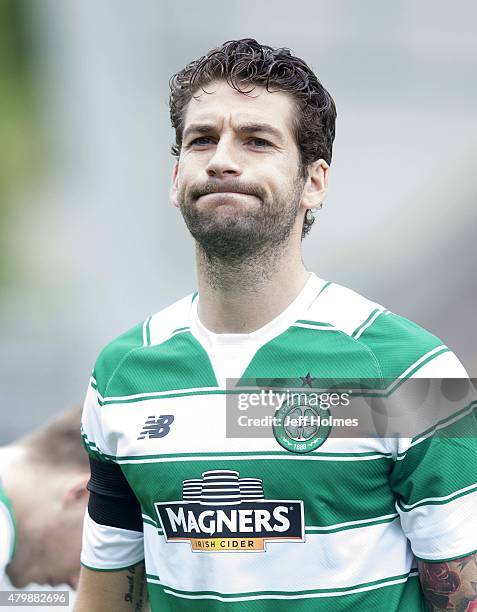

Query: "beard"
<box><xmin>176</xmin><ymin>174</ymin><xmax>305</xmax><ymax>262</ymax></box>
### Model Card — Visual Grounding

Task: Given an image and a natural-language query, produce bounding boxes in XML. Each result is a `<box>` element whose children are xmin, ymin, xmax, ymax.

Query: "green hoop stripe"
<box><xmin>145</xmin><ymin>570</ymin><xmax>418</xmax><ymax>599</ymax></box>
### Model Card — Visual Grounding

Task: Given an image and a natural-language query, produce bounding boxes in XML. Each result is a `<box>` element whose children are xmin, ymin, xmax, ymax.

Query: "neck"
<box><xmin>195</xmin><ymin>240</ymin><xmax>310</xmax><ymax>333</ymax></box>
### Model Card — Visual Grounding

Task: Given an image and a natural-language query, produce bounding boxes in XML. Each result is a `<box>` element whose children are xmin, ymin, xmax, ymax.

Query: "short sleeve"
<box><xmin>389</xmin><ymin>352</ymin><xmax>477</xmax><ymax>561</ymax></box>
<box><xmin>80</xmin><ymin>374</ymin><xmax>145</xmax><ymax>571</ymax></box>
<box><xmin>80</xmin><ymin>373</ymin><xmax>113</xmax><ymax>463</ymax></box>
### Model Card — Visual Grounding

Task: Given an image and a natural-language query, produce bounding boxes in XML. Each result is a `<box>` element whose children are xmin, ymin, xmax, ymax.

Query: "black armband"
<box><xmin>87</xmin><ymin>456</ymin><xmax>143</xmax><ymax>532</ymax></box>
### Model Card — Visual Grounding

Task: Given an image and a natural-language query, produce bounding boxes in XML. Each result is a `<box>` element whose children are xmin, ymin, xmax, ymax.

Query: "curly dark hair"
<box><xmin>169</xmin><ymin>38</ymin><xmax>337</xmax><ymax>238</ymax></box>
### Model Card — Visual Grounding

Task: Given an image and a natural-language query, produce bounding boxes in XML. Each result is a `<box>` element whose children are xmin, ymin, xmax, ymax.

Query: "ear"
<box><xmin>300</xmin><ymin>159</ymin><xmax>329</xmax><ymax>211</ymax></box>
<box><xmin>63</xmin><ymin>473</ymin><xmax>90</xmax><ymax>508</ymax></box>
<box><xmin>170</xmin><ymin>160</ymin><xmax>180</xmax><ymax>209</ymax></box>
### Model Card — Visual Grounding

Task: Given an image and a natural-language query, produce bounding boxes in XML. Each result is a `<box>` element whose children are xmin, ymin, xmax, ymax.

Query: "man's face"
<box><xmin>7</xmin><ymin>473</ymin><xmax>88</xmax><ymax>590</ymax></box>
<box><xmin>171</xmin><ymin>80</ymin><xmax>307</xmax><ymax>260</ymax></box>
<box><xmin>38</xmin><ymin>496</ymin><xmax>87</xmax><ymax>590</ymax></box>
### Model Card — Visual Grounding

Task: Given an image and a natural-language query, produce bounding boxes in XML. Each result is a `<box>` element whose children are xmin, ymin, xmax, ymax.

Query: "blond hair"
<box><xmin>19</xmin><ymin>405</ymin><xmax>89</xmax><ymax>471</ymax></box>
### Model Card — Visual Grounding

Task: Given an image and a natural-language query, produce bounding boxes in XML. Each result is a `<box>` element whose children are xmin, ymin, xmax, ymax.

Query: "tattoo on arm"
<box><xmin>123</xmin><ymin>562</ymin><xmax>150</xmax><ymax>612</ymax></box>
<box><xmin>418</xmin><ymin>553</ymin><xmax>477</xmax><ymax>612</ymax></box>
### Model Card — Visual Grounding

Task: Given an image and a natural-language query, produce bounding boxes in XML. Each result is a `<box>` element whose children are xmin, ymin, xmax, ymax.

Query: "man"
<box><xmin>0</xmin><ymin>405</ymin><xmax>90</xmax><ymax>591</ymax></box>
<box><xmin>75</xmin><ymin>39</ymin><xmax>477</xmax><ymax>611</ymax></box>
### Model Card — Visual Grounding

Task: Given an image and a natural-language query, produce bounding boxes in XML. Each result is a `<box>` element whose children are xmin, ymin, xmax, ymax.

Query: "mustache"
<box><xmin>188</xmin><ymin>180</ymin><xmax>266</xmax><ymax>201</ymax></box>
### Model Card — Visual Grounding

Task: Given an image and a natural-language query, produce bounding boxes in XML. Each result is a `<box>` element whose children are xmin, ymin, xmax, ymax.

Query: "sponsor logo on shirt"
<box><xmin>154</xmin><ymin>469</ymin><xmax>304</xmax><ymax>552</ymax></box>
<box><xmin>137</xmin><ymin>415</ymin><xmax>174</xmax><ymax>440</ymax></box>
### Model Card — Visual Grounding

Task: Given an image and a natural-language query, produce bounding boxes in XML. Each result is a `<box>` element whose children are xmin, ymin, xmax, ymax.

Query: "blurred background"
<box><xmin>1</xmin><ymin>0</ymin><xmax>476</xmax><ymax>442</ymax></box>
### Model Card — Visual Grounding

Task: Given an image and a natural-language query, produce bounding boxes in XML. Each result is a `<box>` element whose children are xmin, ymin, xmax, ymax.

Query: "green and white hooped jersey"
<box><xmin>0</xmin><ymin>478</ymin><xmax>16</xmax><ymax>586</ymax></box>
<box><xmin>80</xmin><ymin>273</ymin><xmax>476</xmax><ymax>611</ymax></box>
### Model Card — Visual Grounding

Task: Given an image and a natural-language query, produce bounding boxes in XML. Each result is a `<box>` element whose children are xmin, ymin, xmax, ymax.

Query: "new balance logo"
<box><xmin>137</xmin><ymin>415</ymin><xmax>174</xmax><ymax>440</ymax></box>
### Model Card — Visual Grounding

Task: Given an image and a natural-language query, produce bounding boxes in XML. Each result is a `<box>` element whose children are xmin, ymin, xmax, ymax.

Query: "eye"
<box><xmin>248</xmin><ymin>138</ymin><xmax>272</xmax><ymax>148</ymax></box>
<box><xmin>189</xmin><ymin>137</ymin><xmax>214</xmax><ymax>146</ymax></box>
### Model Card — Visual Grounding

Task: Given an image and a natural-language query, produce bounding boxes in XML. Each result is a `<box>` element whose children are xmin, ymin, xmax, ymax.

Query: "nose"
<box><xmin>205</xmin><ymin>137</ymin><xmax>242</xmax><ymax>178</ymax></box>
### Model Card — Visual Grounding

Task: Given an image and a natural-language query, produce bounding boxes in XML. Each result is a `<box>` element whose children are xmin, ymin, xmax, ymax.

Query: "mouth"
<box><xmin>197</xmin><ymin>192</ymin><xmax>258</xmax><ymax>203</ymax></box>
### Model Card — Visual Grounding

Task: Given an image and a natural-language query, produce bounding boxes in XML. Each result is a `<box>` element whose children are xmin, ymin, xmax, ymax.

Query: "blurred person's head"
<box><xmin>1</xmin><ymin>406</ymin><xmax>89</xmax><ymax>589</ymax></box>
<box><xmin>169</xmin><ymin>38</ymin><xmax>336</xmax><ymax>258</ymax></box>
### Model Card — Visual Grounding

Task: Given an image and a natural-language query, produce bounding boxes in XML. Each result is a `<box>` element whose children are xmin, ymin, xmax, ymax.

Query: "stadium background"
<box><xmin>0</xmin><ymin>0</ymin><xmax>476</xmax><ymax>606</ymax></box>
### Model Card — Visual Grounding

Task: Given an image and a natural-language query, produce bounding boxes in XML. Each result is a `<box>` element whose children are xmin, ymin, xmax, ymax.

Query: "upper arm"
<box><xmin>389</xmin><ymin>353</ymin><xmax>477</xmax><ymax>609</ymax></box>
<box><xmin>80</xmin><ymin>372</ymin><xmax>145</xmax><ymax>571</ymax></box>
<box><xmin>80</xmin><ymin>457</ymin><xmax>145</xmax><ymax>571</ymax></box>
<box><xmin>80</xmin><ymin>378</ymin><xmax>146</xmax><ymax>571</ymax></box>
<box><xmin>74</xmin><ymin>562</ymin><xmax>149</xmax><ymax>612</ymax></box>
<box><xmin>389</xmin><ymin>352</ymin><xmax>477</xmax><ymax>562</ymax></box>
<box><xmin>76</xmin><ymin>455</ymin><xmax>148</xmax><ymax>611</ymax></box>
<box><xmin>77</xmin><ymin>329</ymin><xmax>149</xmax><ymax>610</ymax></box>
<box><xmin>418</xmin><ymin>553</ymin><xmax>477</xmax><ymax>611</ymax></box>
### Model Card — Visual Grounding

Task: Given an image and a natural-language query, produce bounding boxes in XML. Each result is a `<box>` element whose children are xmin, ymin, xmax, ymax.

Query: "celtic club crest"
<box><xmin>273</xmin><ymin>396</ymin><xmax>331</xmax><ymax>454</ymax></box>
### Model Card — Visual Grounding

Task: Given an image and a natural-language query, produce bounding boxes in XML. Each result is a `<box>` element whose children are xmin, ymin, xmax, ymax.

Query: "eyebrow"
<box><xmin>183</xmin><ymin>122</ymin><xmax>284</xmax><ymax>143</ymax></box>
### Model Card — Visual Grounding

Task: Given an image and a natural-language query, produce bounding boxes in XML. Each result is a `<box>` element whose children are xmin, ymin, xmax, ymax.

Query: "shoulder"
<box><xmin>93</xmin><ymin>292</ymin><xmax>195</xmax><ymax>397</ymax></box>
<box><xmin>309</xmin><ymin>279</ymin><xmax>467</xmax><ymax>379</ymax></box>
